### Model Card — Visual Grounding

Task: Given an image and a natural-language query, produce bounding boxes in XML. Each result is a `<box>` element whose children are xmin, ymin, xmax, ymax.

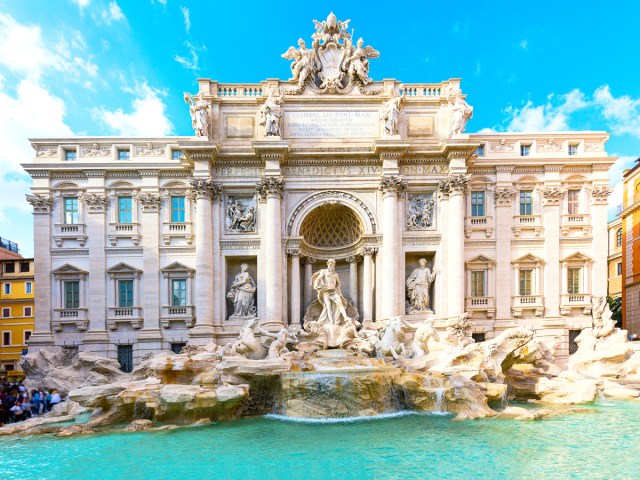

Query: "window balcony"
<box><xmin>465</xmin><ymin>216</ymin><xmax>493</xmax><ymax>238</ymax></box>
<box><xmin>108</xmin><ymin>223</ymin><xmax>141</xmax><ymax>246</ymax></box>
<box><xmin>107</xmin><ymin>306</ymin><xmax>143</xmax><ymax>330</ymax></box>
<box><xmin>511</xmin><ymin>295</ymin><xmax>544</xmax><ymax>317</ymax></box>
<box><xmin>512</xmin><ymin>215</ymin><xmax>543</xmax><ymax>237</ymax></box>
<box><xmin>465</xmin><ymin>296</ymin><xmax>496</xmax><ymax>318</ymax></box>
<box><xmin>560</xmin><ymin>214</ymin><xmax>591</xmax><ymax>236</ymax></box>
<box><xmin>53</xmin><ymin>223</ymin><xmax>87</xmax><ymax>247</ymax></box>
<box><xmin>52</xmin><ymin>308</ymin><xmax>89</xmax><ymax>332</ymax></box>
<box><xmin>161</xmin><ymin>305</ymin><xmax>195</xmax><ymax>328</ymax></box>
<box><xmin>161</xmin><ymin>222</ymin><xmax>194</xmax><ymax>246</ymax></box>
<box><xmin>560</xmin><ymin>293</ymin><xmax>592</xmax><ymax>315</ymax></box>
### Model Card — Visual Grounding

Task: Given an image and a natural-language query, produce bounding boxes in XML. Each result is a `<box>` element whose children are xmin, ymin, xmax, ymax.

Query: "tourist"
<box><xmin>50</xmin><ymin>389</ymin><xmax>62</xmax><ymax>410</ymax></box>
<box><xmin>9</xmin><ymin>400</ymin><xmax>25</xmax><ymax>422</ymax></box>
<box><xmin>44</xmin><ymin>390</ymin><xmax>52</xmax><ymax>412</ymax></box>
<box><xmin>31</xmin><ymin>389</ymin><xmax>41</xmax><ymax>415</ymax></box>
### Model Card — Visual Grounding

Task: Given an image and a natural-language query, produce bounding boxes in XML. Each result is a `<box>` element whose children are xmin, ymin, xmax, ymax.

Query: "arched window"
<box><xmin>617</xmin><ymin>229</ymin><xmax>622</xmax><ymax>247</ymax></box>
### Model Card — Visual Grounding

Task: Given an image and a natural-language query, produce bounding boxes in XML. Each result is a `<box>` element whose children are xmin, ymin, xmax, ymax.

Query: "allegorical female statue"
<box><xmin>406</xmin><ymin>258</ymin><xmax>438</xmax><ymax>313</ymax></box>
<box><xmin>227</xmin><ymin>263</ymin><xmax>257</xmax><ymax>319</ymax></box>
<box><xmin>259</xmin><ymin>89</ymin><xmax>283</xmax><ymax>137</ymax></box>
<box><xmin>448</xmin><ymin>90</ymin><xmax>473</xmax><ymax>136</ymax></box>
<box><xmin>184</xmin><ymin>92</ymin><xmax>210</xmax><ymax>137</ymax></box>
<box><xmin>381</xmin><ymin>89</ymin><xmax>403</xmax><ymax>136</ymax></box>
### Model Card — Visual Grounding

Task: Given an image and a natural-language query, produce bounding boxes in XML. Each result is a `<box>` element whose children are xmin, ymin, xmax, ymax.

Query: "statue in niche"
<box><xmin>183</xmin><ymin>93</ymin><xmax>210</xmax><ymax>137</ymax></box>
<box><xmin>259</xmin><ymin>89</ymin><xmax>284</xmax><ymax>137</ymax></box>
<box><xmin>406</xmin><ymin>259</ymin><xmax>438</xmax><ymax>314</ymax></box>
<box><xmin>225</xmin><ymin>197</ymin><xmax>256</xmax><ymax>232</ymax></box>
<box><xmin>406</xmin><ymin>194</ymin><xmax>435</xmax><ymax>230</ymax></box>
<box><xmin>381</xmin><ymin>89</ymin><xmax>403</xmax><ymax>136</ymax></box>
<box><xmin>301</xmin><ymin>258</ymin><xmax>360</xmax><ymax>348</ymax></box>
<box><xmin>448</xmin><ymin>90</ymin><xmax>473</xmax><ymax>136</ymax></box>
<box><xmin>282</xmin><ymin>39</ymin><xmax>317</xmax><ymax>88</ymax></box>
<box><xmin>227</xmin><ymin>264</ymin><xmax>257</xmax><ymax>319</ymax></box>
<box><xmin>346</xmin><ymin>38</ymin><xmax>379</xmax><ymax>86</ymax></box>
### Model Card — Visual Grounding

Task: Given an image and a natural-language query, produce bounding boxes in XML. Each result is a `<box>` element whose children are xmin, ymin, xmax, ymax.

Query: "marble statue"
<box><xmin>313</xmin><ymin>259</ymin><xmax>353</xmax><ymax>326</ymax></box>
<box><xmin>266</xmin><ymin>328</ymin><xmax>299</xmax><ymax>359</ymax></box>
<box><xmin>411</xmin><ymin>317</ymin><xmax>441</xmax><ymax>357</ymax></box>
<box><xmin>282</xmin><ymin>39</ymin><xmax>317</xmax><ymax>88</ymax></box>
<box><xmin>381</xmin><ymin>89</ymin><xmax>403</xmax><ymax>136</ymax></box>
<box><xmin>447</xmin><ymin>312</ymin><xmax>474</xmax><ymax>346</ymax></box>
<box><xmin>346</xmin><ymin>38</ymin><xmax>379</xmax><ymax>86</ymax></box>
<box><xmin>259</xmin><ymin>89</ymin><xmax>283</xmax><ymax>137</ymax></box>
<box><xmin>225</xmin><ymin>197</ymin><xmax>256</xmax><ymax>232</ymax></box>
<box><xmin>224</xmin><ymin>318</ymin><xmax>269</xmax><ymax>359</ymax></box>
<box><xmin>312</xmin><ymin>12</ymin><xmax>351</xmax><ymax>44</ymax></box>
<box><xmin>377</xmin><ymin>316</ymin><xmax>411</xmax><ymax>359</ymax></box>
<box><xmin>592</xmin><ymin>296</ymin><xmax>616</xmax><ymax>339</ymax></box>
<box><xmin>448</xmin><ymin>90</ymin><xmax>473</xmax><ymax>136</ymax></box>
<box><xmin>184</xmin><ymin>93</ymin><xmax>210</xmax><ymax>137</ymax></box>
<box><xmin>406</xmin><ymin>194</ymin><xmax>435</xmax><ymax>230</ymax></box>
<box><xmin>406</xmin><ymin>259</ymin><xmax>438</xmax><ymax>313</ymax></box>
<box><xmin>227</xmin><ymin>264</ymin><xmax>257</xmax><ymax>319</ymax></box>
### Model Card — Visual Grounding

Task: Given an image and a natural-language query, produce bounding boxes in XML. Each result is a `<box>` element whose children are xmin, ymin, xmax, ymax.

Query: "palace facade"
<box><xmin>22</xmin><ymin>15</ymin><xmax>613</xmax><ymax>368</ymax></box>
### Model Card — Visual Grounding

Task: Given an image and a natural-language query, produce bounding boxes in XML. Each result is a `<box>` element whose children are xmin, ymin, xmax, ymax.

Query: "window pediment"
<box><xmin>562</xmin><ymin>251</ymin><xmax>592</xmax><ymax>264</ymax></box>
<box><xmin>512</xmin><ymin>253</ymin><xmax>544</xmax><ymax>265</ymax></box>
<box><xmin>107</xmin><ymin>262</ymin><xmax>142</xmax><ymax>275</ymax></box>
<box><xmin>160</xmin><ymin>262</ymin><xmax>194</xmax><ymax>274</ymax></box>
<box><xmin>467</xmin><ymin>254</ymin><xmax>495</xmax><ymax>266</ymax></box>
<box><xmin>52</xmin><ymin>264</ymin><xmax>88</xmax><ymax>276</ymax></box>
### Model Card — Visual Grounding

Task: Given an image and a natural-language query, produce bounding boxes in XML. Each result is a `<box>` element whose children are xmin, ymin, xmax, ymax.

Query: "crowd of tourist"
<box><xmin>0</xmin><ymin>382</ymin><xmax>62</xmax><ymax>425</ymax></box>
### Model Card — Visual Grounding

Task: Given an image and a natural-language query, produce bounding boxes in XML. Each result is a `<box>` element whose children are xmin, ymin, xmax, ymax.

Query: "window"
<box><xmin>171</xmin><ymin>196</ymin><xmax>186</xmax><ymax>223</ymax></box>
<box><xmin>4</xmin><ymin>262</ymin><xmax>15</xmax><ymax>274</ymax></box>
<box><xmin>117</xmin><ymin>345</ymin><xmax>133</xmax><ymax>373</ymax></box>
<box><xmin>25</xmin><ymin>282</ymin><xmax>32</xmax><ymax>294</ymax></box>
<box><xmin>617</xmin><ymin>229</ymin><xmax>622</xmax><ymax>247</ymax></box>
<box><xmin>471</xmin><ymin>270</ymin><xmax>486</xmax><ymax>297</ymax></box>
<box><xmin>567</xmin><ymin>267</ymin><xmax>581</xmax><ymax>294</ymax></box>
<box><xmin>519</xmin><ymin>270</ymin><xmax>533</xmax><ymax>296</ymax></box>
<box><xmin>117</xmin><ymin>149</ymin><xmax>130</xmax><ymax>160</ymax></box>
<box><xmin>63</xmin><ymin>197</ymin><xmax>79</xmax><ymax>224</ymax></box>
<box><xmin>118</xmin><ymin>280</ymin><xmax>134</xmax><ymax>307</ymax></box>
<box><xmin>24</xmin><ymin>306</ymin><xmax>32</xmax><ymax>317</ymax></box>
<box><xmin>20</xmin><ymin>262</ymin><xmax>30</xmax><ymax>273</ymax></box>
<box><xmin>1</xmin><ymin>308</ymin><xmax>10</xmax><ymax>318</ymax></box>
<box><xmin>171</xmin><ymin>343</ymin><xmax>186</xmax><ymax>354</ymax></box>
<box><xmin>24</xmin><ymin>331</ymin><xmax>32</xmax><ymax>343</ymax></box>
<box><xmin>568</xmin><ymin>144</ymin><xmax>578</xmax><ymax>156</ymax></box>
<box><xmin>64</xmin><ymin>281</ymin><xmax>80</xmax><ymax>309</ymax></box>
<box><xmin>472</xmin><ymin>333</ymin><xmax>486</xmax><ymax>343</ymax></box>
<box><xmin>520</xmin><ymin>144</ymin><xmax>531</xmax><ymax>157</ymax></box>
<box><xmin>617</xmin><ymin>262</ymin><xmax>622</xmax><ymax>276</ymax></box>
<box><xmin>64</xmin><ymin>149</ymin><xmax>77</xmax><ymax>161</ymax></box>
<box><xmin>2</xmin><ymin>332</ymin><xmax>10</xmax><ymax>346</ymax></box>
<box><xmin>567</xmin><ymin>190</ymin><xmax>580</xmax><ymax>215</ymax></box>
<box><xmin>470</xmin><ymin>192</ymin><xmax>485</xmax><ymax>217</ymax></box>
<box><xmin>118</xmin><ymin>197</ymin><xmax>133</xmax><ymax>223</ymax></box>
<box><xmin>172</xmin><ymin>150</ymin><xmax>183</xmax><ymax>160</ymax></box>
<box><xmin>475</xmin><ymin>145</ymin><xmax>485</xmax><ymax>157</ymax></box>
<box><xmin>3</xmin><ymin>283</ymin><xmax>10</xmax><ymax>295</ymax></box>
<box><xmin>171</xmin><ymin>279</ymin><xmax>187</xmax><ymax>306</ymax></box>
<box><xmin>4</xmin><ymin>364</ymin><xmax>14</xmax><ymax>372</ymax></box>
<box><xmin>520</xmin><ymin>190</ymin><xmax>533</xmax><ymax>216</ymax></box>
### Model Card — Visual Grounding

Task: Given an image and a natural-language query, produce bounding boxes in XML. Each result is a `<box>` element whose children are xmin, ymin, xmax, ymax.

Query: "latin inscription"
<box><xmin>283</xmin><ymin>165</ymin><xmax>382</xmax><ymax>176</ymax></box>
<box><xmin>284</xmin><ymin>111</ymin><xmax>378</xmax><ymax>138</ymax></box>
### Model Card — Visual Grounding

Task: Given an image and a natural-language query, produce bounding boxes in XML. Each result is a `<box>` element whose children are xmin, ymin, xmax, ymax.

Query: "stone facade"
<box><xmin>619</xmin><ymin>159</ymin><xmax>640</xmax><ymax>334</ymax></box>
<box><xmin>22</xmin><ymin>15</ymin><xmax>613</xmax><ymax>366</ymax></box>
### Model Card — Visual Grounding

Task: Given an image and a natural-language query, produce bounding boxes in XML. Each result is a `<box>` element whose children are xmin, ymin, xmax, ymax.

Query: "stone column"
<box><xmin>494</xmin><ymin>185</ymin><xmax>516</xmax><ymax>320</ymax></box>
<box><xmin>362</xmin><ymin>247</ymin><xmax>375</xmax><ymax>324</ymax></box>
<box><xmin>211</xmin><ymin>192</ymin><xmax>223</xmax><ymax>327</ymax></box>
<box><xmin>591</xmin><ymin>186</ymin><xmax>613</xmax><ymax>298</ymax></box>
<box><xmin>188</xmin><ymin>178</ymin><xmax>218</xmax><ymax>344</ymax></box>
<box><xmin>257</xmin><ymin>177</ymin><xmax>285</xmax><ymax>329</ymax></box>
<box><xmin>81</xmin><ymin>191</ymin><xmax>109</xmax><ymax>356</ymax></box>
<box><xmin>379</xmin><ymin>176</ymin><xmax>406</xmax><ymax>319</ymax></box>
<box><xmin>25</xmin><ymin>194</ymin><xmax>54</xmax><ymax>349</ymax></box>
<box><xmin>542</xmin><ymin>186</ymin><xmax>563</xmax><ymax>317</ymax></box>
<box><xmin>303</xmin><ymin>257</ymin><xmax>315</xmax><ymax>311</ymax></box>
<box><xmin>289</xmin><ymin>249</ymin><xmax>301</xmax><ymax>328</ymax></box>
<box><xmin>346</xmin><ymin>255</ymin><xmax>360</xmax><ymax>305</ymax></box>
<box><xmin>439</xmin><ymin>174</ymin><xmax>469</xmax><ymax>318</ymax></box>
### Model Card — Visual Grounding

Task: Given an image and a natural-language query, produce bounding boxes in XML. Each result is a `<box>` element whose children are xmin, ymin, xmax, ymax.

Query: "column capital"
<box><xmin>494</xmin><ymin>187</ymin><xmax>516</xmax><ymax>207</ymax></box>
<box><xmin>361</xmin><ymin>247</ymin><xmax>378</xmax><ymax>256</ymax></box>
<box><xmin>26</xmin><ymin>194</ymin><xmax>53</xmax><ymax>214</ymax></box>
<box><xmin>346</xmin><ymin>255</ymin><xmax>362</xmax><ymax>263</ymax></box>
<box><xmin>302</xmin><ymin>256</ymin><xmax>316</xmax><ymax>266</ymax></box>
<box><xmin>378</xmin><ymin>175</ymin><xmax>406</xmax><ymax>197</ymax></box>
<box><xmin>542</xmin><ymin>186</ymin><xmax>564</xmax><ymax>206</ymax></box>
<box><xmin>438</xmin><ymin>174</ymin><xmax>469</xmax><ymax>199</ymax></box>
<box><xmin>591</xmin><ymin>185</ymin><xmax>613</xmax><ymax>205</ymax></box>
<box><xmin>81</xmin><ymin>193</ymin><xmax>108</xmax><ymax>214</ymax></box>
<box><xmin>286</xmin><ymin>248</ymin><xmax>301</xmax><ymax>257</ymax></box>
<box><xmin>189</xmin><ymin>178</ymin><xmax>222</xmax><ymax>201</ymax></box>
<box><xmin>256</xmin><ymin>176</ymin><xmax>284</xmax><ymax>200</ymax></box>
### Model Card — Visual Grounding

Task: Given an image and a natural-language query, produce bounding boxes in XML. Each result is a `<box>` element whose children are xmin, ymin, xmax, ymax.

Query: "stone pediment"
<box><xmin>160</xmin><ymin>262</ymin><xmax>194</xmax><ymax>273</ymax></box>
<box><xmin>562</xmin><ymin>252</ymin><xmax>593</xmax><ymax>263</ymax></box>
<box><xmin>466</xmin><ymin>255</ymin><xmax>495</xmax><ymax>265</ymax></box>
<box><xmin>512</xmin><ymin>253</ymin><xmax>544</xmax><ymax>265</ymax></box>
<box><xmin>107</xmin><ymin>262</ymin><xmax>142</xmax><ymax>274</ymax></box>
<box><xmin>52</xmin><ymin>264</ymin><xmax>88</xmax><ymax>275</ymax></box>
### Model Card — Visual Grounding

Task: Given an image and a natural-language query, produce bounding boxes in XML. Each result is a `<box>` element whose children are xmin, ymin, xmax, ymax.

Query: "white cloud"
<box><xmin>518</xmin><ymin>40</ymin><xmax>528</xmax><ymax>50</ymax></box>
<box><xmin>181</xmin><ymin>6</ymin><xmax>190</xmax><ymax>33</ymax></box>
<box><xmin>92</xmin><ymin>82</ymin><xmax>173</xmax><ymax>136</ymax></box>
<box><xmin>99</xmin><ymin>1</ymin><xmax>126</xmax><ymax>24</ymax></box>
<box><xmin>504</xmin><ymin>89</ymin><xmax>589</xmax><ymax>132</ymax></box>
<box><xmin>174</xmin><ymin>41</ymin><xmax>204</xmax><ymax>70</ymax></box>
<box><xmin>593</xmin><ymin>85</ymin><xmax>640</xmax><ymax>139</ymax></box>
<box><xmin>72</xmin><ymin>0</ymin><xmax>91</xmax><ymax>8</ymax></box>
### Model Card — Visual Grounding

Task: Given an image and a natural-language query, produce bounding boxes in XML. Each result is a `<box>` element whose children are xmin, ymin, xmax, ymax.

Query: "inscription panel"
<box><xmin>284</xmin><ymin>111</ymin><xmax>378</xmax><ymax>138</ymax></box>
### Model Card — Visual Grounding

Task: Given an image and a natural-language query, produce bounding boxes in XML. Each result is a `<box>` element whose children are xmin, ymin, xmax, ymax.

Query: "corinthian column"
<box><xmin>591</xmin><ymin>185</ymin><xmax>613</xmax><ymax>298</ymax></box>
<box><xmin>439</xmin><ymin>174</ymin><xmax>469</xmax><ymax>317</ymax></box>
<box><xmin>379</xmin><ymin>176</ymin><xmax>406</xmax><ymax>319</ymax></box>
<box><xmin>303</xmin><ymin>257</ymin><xmax>315</xmax><ymax>311</ymax></box>
<box><xmin>288</xmin><ymin>249</ymin><xmax>301</xmax><ymax>328</ymax></box>
<box><xmin>257</xmin><ymin>177</ymin><xmax>285</xmax><ymax>328</ymax></box>
<box><xmin>346</xmin><ymin>255</ymin><xmax>360</xmax><ymax>305</ymax></box>
<box><xmin>188</xmin><ymin>178</ymin><xmax>219</xmax><ymax>344</ymax></box>
<box><xmin>362</xmin><ymin>247</ymin><xmax>375</xmax><ymax>324</ymax></box>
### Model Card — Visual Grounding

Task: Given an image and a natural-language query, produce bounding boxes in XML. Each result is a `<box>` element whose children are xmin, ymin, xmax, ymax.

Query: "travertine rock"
<box><xmin>123</xmin><ymin>419</ymin><xmax>154</xmax><ymax>432</ymax></box>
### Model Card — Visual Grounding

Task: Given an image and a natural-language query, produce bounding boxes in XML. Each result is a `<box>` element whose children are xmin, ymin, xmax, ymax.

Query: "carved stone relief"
<box><xmin>225</xmin><ymin>194</ymin><xmax>257</xmax><ymax>233</ymax></box>
<box><xmin>135</xmin><ymin>143</ymin><xmax>166</xmax><ymax>157</ymax></box>
<box><xmin>406</xmin><ymin>192</ymin><xmax>435</xmax><ymax>230</ymax></box>
<box><xmin>490</xmin><ymin>139</ymin><xmax>515</xmax><ymax>152</ymax></box>
<box><xmin>82</xmin><ymin>144</ymin><xmax>112</xmax><ymax>157</ymax></box>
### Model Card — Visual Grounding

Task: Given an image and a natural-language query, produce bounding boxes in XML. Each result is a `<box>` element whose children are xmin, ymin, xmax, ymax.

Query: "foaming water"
<box><xmin>264</xmin><ymin>410</ymin><xmax>450</xmax><ymax>424</ymax></box>
<box><xmin>1</xmin><ymin>401</ymin><xmax>640</xmax><ymax>479</ymax></box>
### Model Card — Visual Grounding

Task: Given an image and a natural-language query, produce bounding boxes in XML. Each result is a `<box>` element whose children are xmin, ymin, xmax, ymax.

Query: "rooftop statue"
<box><xmin>259</xmin><ymin>88</ymin><xmax>284</xmax><ymax>137</ymax></box>
<box><xmin>381</xmin><ymin>88</ymin><xmax>403</xmax><ymax>136</ymax></box>
<box><xmin>448</xmin><ymin>89</ymin><xmax>474</xmax><ymax>136</ymax></box>
<box><xmin>183</xmin><ymin>92</ymin><xmax>210</xmax><ymax>138</ymax></box>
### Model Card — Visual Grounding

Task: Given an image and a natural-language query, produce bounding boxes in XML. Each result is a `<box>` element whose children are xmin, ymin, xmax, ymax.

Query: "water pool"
<box><xmin>1</xmin><ymin>402</ymin><xmax>638</xmax><ymax>479</ymax></box>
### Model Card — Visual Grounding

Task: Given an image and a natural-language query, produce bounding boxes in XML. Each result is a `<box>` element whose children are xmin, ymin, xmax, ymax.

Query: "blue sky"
<box><xmin>1</xmin><ymin>0</ymin><xmax>639</xmax><ymax>257</ymax></box>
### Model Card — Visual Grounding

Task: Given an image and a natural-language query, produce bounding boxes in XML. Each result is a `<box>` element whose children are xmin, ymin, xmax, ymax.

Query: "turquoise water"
<box><xmin>1</xmin><ymin>402</ymin><xmax>639</xmax><ymax>480</ymax></box>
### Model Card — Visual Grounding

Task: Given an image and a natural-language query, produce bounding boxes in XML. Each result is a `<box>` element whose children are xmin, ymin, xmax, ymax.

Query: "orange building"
<box><xmin>619</xmin><ymin>159</ymin><xmax>640</xmax><ymax>335</ymax></box>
